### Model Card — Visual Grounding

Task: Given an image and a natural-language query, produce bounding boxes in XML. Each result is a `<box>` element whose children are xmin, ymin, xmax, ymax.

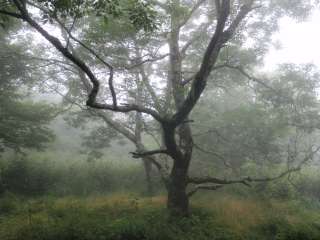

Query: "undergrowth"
<box><xmin>0</xmin><ymin>193</ymin><xmax>320</xmax><ymax>240</ymax></box>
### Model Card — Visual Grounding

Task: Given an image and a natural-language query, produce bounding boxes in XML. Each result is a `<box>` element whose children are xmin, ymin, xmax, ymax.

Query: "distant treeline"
<box><xmin>0</xmin><ymin>154</ymin><xmax>162</xmax><ymax>197</ymax></box>
<box><xmin>0</xmin><ymin>153</ymin><xmax>320</xmax><ymax>203</ymax></box>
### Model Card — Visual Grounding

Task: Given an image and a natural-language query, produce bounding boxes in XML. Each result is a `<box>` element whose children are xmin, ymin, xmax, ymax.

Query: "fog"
<box><xmin>1</xmin><ymin>1</ymin><xmax>320</xmax><ymax>240</ymax></box>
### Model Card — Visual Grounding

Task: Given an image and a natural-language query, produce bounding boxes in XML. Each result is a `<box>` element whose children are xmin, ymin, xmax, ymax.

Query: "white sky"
<box><xmin>264</xmin><ymin>9</ymin><xmax>320</xmax><ymax>70</ymax></box>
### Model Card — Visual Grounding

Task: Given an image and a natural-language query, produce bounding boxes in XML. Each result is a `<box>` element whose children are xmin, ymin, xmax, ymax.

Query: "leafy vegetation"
<box><xmin>0</xmin><ymin>193</ymin><xmax>320</xmax><ymax>240</ymax></box>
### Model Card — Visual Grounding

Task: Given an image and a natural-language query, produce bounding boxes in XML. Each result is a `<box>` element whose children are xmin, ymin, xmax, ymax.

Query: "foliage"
<box><xmin>0</xmin><ymin>29</ymin><xmax>55</xmax><ymax>154</ymax></box>
<box><xmin>0</xmin><ymin>100</ymin><xmax>55</xmax><ymax>153</ymax></box>
<box><xmin>0</xmin><ymin>0</ymin><xmax>158</xmax><ymax>32</ymax></box>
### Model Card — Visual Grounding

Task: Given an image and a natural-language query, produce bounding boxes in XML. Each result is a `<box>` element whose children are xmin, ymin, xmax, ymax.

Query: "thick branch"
<box><xmin>27</xmin><ymin>0</ymin><xmax>118</xmax><ymax>108</ymax></box>
<box><xmin>130</xmin><ymin>149</ymin><xmax>169</xmax><ymax>159</ymax></box>
<box><xmin>58</xmin><ymin>19</ymin><xmax>117</xmax><ymax>108</ymax></box>
<box><xmin>172</xmin><ymin>1</ymin><xmax>254</xmax><ymax>125</ymax></box>
<box><xmin>221</xmin><ymin>1</ymin><xmax>255</xmax><ymax>41</ymax></box>
<box><xmin>7</xmin><ymin>2</ymin><xmax>164</xmax><ymax>122</ymax></box>
<box><xmin>188</xmin><ymin>175</ymin><xmax>252</xmax><ymax>187</ymax></box>
<box><xmin>171</xmin><ymin>0</ymin><xmax>231</xmax><ymax>124</ymax></box>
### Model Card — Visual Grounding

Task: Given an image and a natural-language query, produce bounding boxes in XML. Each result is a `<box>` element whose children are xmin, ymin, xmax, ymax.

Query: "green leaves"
<box><xmin>126</xmin><ymin>0</ymin><xmax>158</xmax><ymax>32</ymax></box>
<box><xmin>34</xmin><ymin>0</ymin><xmax>158</xmax><ymax>32</ymax></box>
<box><xmin>0</xmin><ymin>1</ymin><xmax>17</xmax><ymax>29</ymax></box>
<box><xmin>0</xmin><ymin>100</ymin><xmax>55</xmax><ymax>152</ymax></box>
<box><xmin>0</xmin><ymin>30</ymin><xmax>55</xmax><ymax>153</ymax></box>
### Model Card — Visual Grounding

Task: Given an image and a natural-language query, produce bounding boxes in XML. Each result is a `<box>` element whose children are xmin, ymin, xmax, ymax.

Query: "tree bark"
<box><xmin>134</xmin><ymin>73</ymin><xmax>155</xmax><ymax>196</ymax></box>
<box><xmin>167</xmin><ymin>161</ymin><xmax>190</xmax><ymax>217</ymax></box>
<box><xmin>164</xmin><ymin>0</ymin><xmax>193</xmax><ymax>217</ymax></box>
<box><xmin>142</xmin><ymin>158</ymin><xmax>153</xmax><ymax>196</ymax></box>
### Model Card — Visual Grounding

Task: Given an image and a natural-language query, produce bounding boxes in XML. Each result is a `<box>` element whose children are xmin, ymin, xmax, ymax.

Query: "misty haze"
<box><xmin>1</xmin><ymin>1</ymin><xmax>320</xmax><ymax>239</ymax></box>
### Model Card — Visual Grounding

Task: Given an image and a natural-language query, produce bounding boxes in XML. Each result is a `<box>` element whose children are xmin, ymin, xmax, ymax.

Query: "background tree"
<box><xmin>0</xmin><ymin>25</ymin><xmax>55</xmax><ymax>155</ymax></box>
<box><xmin>0</xmin><ymin>24</ymin><xmax>57</xmax><ymax>195</ymax></box>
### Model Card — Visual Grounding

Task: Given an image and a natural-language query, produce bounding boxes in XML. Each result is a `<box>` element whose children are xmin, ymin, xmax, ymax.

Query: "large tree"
<box><xmin>1</xmin><ymin>0</ymin><xmax>319</xmax><ymax>217</ymax></box>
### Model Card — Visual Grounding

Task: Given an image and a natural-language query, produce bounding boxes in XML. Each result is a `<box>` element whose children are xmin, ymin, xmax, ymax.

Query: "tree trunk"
<box><xmin>167</xmin><ymin>162</ymin><xmax>189</xmax><ymax>217</ymax></box>
<box><xmin>134</xmin><ymin>74</ymin><xmax>155</xmax><ymax>196</ymax></box>
<box><xmin>164</xmin><ymin>0</ymin><xmax>193</xmax><ymax>217</ymax></box>
<box><xmin>142</xmin><ymin>158</ymin><xmax>153</xmax><ymax>196</ymax></box>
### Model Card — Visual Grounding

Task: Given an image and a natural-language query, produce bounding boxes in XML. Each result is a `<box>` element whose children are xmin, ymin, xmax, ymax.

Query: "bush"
<box><xmin>0</xmin><ymin>192</ymin><xmax>19</xmax><ymax>215</ymax></box>
<box><xmin>1</xmin><ymin>157</ymin><xmax>55</xmax><ymax>196</ymax></box>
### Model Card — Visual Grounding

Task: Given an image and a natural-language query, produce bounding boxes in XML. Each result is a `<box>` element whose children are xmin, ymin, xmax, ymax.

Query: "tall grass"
<box><xmin>1</xmin><ymin>193</ymin><xmax>320</xmax><ymax>240</ymax></box>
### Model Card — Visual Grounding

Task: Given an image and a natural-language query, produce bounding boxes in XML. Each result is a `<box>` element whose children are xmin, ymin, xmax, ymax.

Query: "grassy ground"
<box><xmin>0</xmin><ymin>192</ymin><xmax>320</xmax><ymax>240</ymax></box>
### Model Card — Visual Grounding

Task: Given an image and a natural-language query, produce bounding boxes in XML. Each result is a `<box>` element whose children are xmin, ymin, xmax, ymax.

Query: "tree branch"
<box><xmin>188</xmin><ymin>176</ymin><xmax>252</xmax><ymax>187</ymax></box>
<box><xmin>130</xmin><ymin>149</ymin><xmax>169</xmax><ymax>159</ymax></box>
<box><xmin>187</xmin><ymin>184</ymin><xmax>223</xmax><ymax>197</ymax></box>
<box><xmin>193</xmin><ymin>142</ymin><xmax>231</xmax><ymax>168</ymax></box>
<box><xmin>7</xmin><ymin>1</ymin><xmax>164</xmax><ymax>123</ymax></box>
<box><xmin>180</xmin><ymin>21</ymin><xmax>211</xmax><ymax>59</ymax></box>
<box><xmin>125</xmin><ymin>53</ymin><xmax>169</xmax><ymax>70</ymax></box>
<box><xmin>188</xmin><ymin>146</ymin><xmax>320</xmax><ymax>186</ymax></box>
<box><xmin>172</xmin><ymin>1</ymin><xmax>254</xmax><ymax>125</ymax></box>
<box><xmin>217</xmin><ymin>64</ymin><xmax>278</xmax><ymax>93</ymax></box>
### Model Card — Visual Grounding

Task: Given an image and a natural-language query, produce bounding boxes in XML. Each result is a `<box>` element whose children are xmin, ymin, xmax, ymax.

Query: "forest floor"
<box><xmin>0</xmin><ymin>192</ymin><xmax>320</xmax><ymax>240</ymax></box>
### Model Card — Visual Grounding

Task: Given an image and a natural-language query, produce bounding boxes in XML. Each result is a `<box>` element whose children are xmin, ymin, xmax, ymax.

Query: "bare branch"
<box><xmin>130</xmin><ymin>149</ymin><xmax>169</xmax><ymax>159</ymax></box>
<box><xmin>188</xmin><ymin>146</ymin><xmax>320</xmax><ymax>186</ymax></box>
<box><xmin>125</xmin><ymin>53</ymin><xmax>169</xmax><ymax>70</ymax></box>
<box><xmin>188</xmin><ymin>175</ymin><xmax>252</xmax><ymax>187</ymax></box>
<box><xmin>193</xmin><ymin>143</ymin><xmax>231</xmax><ymax>168</ymax></box>
<box><xmin>65</xmin><ymin>17</ymin><xmax>77</xmax><ymax>49</ymax></box>
<box><xmin>187</xmin><ymin>184</ymin><xmax>223</xmax><ymax>197</ymax></box>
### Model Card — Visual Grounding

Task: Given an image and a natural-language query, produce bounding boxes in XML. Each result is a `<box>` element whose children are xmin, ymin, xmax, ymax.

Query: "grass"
<box><xmin>0</xmin><ymin>192</ymin><xmax>320</xmax><ymax>240</ymax></box>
